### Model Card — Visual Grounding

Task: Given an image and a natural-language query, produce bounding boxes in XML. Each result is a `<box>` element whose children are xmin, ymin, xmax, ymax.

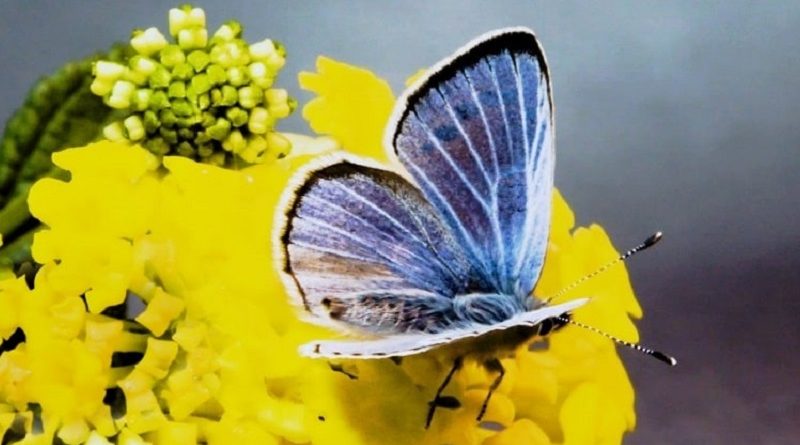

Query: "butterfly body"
<box><xmin>276</xmin><ymin>28</ymin><xmax>587</xmax><ymax>360</ymax></box>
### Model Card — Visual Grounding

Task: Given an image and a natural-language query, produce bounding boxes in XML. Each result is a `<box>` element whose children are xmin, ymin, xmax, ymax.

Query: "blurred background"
<box><xmin>1</xmin><ymin>1</ymin><xmax>798</xmax><ymax>443</ymax></box>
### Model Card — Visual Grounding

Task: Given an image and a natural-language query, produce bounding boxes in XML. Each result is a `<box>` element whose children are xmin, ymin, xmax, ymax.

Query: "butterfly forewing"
<box><xmin>389</xmin><ymin>29</ymin><xmax>554</xmax><ymax>297</ymax></box>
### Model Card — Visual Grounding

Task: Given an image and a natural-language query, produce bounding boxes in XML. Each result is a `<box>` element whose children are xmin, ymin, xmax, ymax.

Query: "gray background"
<box><xmin>2</xmin><ymin>1</ymin><xmax>799</xmax><ymax>443</ymax></box>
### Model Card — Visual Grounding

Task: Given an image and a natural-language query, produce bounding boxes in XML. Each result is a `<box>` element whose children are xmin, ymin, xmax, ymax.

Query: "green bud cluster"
<box><xmin>91</xmin><ymin>5</ymin><xmax>295</xmax><ymax>166</ymax></box>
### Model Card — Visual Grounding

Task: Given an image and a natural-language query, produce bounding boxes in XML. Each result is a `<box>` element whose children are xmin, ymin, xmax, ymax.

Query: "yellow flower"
<box><xmin>299</xmin><ymin>57</ymin><xmax>642</xmax><ymax>444</ymax></box>
<box><xmin>0</xmin><ymin>54</ymin><xmax>642</xmax><ymax>445</ymax></box>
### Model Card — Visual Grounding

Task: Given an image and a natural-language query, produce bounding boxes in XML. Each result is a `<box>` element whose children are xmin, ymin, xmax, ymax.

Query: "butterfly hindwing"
<box><xmin>388</xmin><ymin>28</ymin><xmax>554</xmax><ymax>297</ymax></box>
<box><xmin>300</xmin><ymin>299</ymin><xmax>587</xmax><ymax>358</ymax></box>
<box><xmin>278</xmin><ymin>155</ymin><xmax>491</xmax><ymax>331</ymax></box>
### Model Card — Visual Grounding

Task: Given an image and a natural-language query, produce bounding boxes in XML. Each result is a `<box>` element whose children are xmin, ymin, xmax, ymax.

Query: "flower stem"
<box><xmin>0</xmin><ymin>192</ymin><xmax>31</xmax><ymax>239</ymax></box>
<box><xmin>0</xmin><ymin>227</ymin><xmax>35</xmax><ymax>269</ymax></box>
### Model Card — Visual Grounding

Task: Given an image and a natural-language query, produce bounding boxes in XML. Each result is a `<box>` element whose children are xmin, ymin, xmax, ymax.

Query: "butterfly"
<box><xmin>276</xmin><ymin>27</ymin><xmax>588</xmax><ymax>426</ymax></box>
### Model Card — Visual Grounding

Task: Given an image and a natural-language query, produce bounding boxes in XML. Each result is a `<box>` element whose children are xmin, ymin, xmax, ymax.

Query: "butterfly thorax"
<box><xmin>441</xmin><ymin>311</ymin><xmax>571</xmax><ymax>360</ymax></box>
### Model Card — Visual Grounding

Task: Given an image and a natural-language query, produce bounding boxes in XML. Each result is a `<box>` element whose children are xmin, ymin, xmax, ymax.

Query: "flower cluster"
<box><xmin>91</xmin><ymin>6</ymin><xmax>295</xmax><ymax>165</ymax></box>
<box><xmin>0</xmin><ymin>36</ymin><xmax>642</xmax><ymax>445</ymax></box>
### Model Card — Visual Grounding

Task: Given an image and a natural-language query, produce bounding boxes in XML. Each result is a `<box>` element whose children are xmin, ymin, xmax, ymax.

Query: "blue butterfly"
<box><xmin>276</xmin><ymin>28</ymin><xmax>587</xmax><ymax>425</ymax></box>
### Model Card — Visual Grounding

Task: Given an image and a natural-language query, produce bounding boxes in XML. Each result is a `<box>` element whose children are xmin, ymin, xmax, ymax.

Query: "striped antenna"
<box><xmin>558</xmin><ymin>316</ymin><xmax>677</xmax><ymax>366</ymax></box>
<box><xmin>535</xmin><ymin>231</ymin><xmax>663</xmax><ymax>305</ymax></box>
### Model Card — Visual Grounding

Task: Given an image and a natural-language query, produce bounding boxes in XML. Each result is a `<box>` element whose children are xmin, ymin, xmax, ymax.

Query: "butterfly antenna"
<box><xmin>536</xmin><ymin>231</ymin><xmax>663</xmax><ymax>305</ymax></box>
<box><xmin>557</xmin><ymin>316</ymin><xmax>677</xmax><ymax>366</ymax></box>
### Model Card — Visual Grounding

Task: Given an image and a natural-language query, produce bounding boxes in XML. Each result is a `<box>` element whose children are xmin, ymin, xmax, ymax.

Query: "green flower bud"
<box><xmin>187</xmin><ymin>50</ymin><xmax>210</xmax><ymax>72</ymax></box>
<box><xmin>130</xmin><ymin>55</ymin><xmax>158</xmax><ymax>76</ymax></box>
<box><xmin>159</xmin><ymin>127</ymin><xmax>178</xmax><ymax>144</ymax></box>
<box><xmin>253</xmin><ymin>75</ymin><xmax>274</xmax><ymax>90</ymax></box>
<box><xmin>238</xmin><ymin>86</ymin><xmax>262</xmax><ymax>109</ymax></box>
<box><xmin>248</xmin><ymin>107</ymin><xmax>269</xmax><ymax>134</ymax></box>
<box><xmin>207</xmin><ymin>118</ymin><xmax>231</xmax><ymax>141</ymax></box>
<box><xmin>222</xmin><ymin>130</ymin><xmax>245</xmax><ymax>153</ymax></box>
<box><xmin>226</xmin><ymin>107</ymin><xmax>248</xmax><ymax>127</ymax></box>
<box><xmin>159</xmin><ymin>109</ymin><xmax>177</xmax><ymax>127</ymax></box>
<box><xmin>103</xmin><ymin>122</ymin><xmax>125</xmax><ymax>141</ymax></box>
<box><xmin>160</xmin><ymin>45</ymin><xmax>185</xmax><ymax>67</ymax></box>
<box><xmin>212</xmin><ymin>21</ymin><xmax>241</xmax><ymax>43</ymax></box>
<box><xmin>172</xmin><ymin>62</ymin><xmax>194</xmax><ymax>80</ymax></box>
<box><xmin>207</xmin><ymin>152</ymin><xmax>226</xmax><ymax>166</ymax></box>
<box><xmin>143</xmin><ymin>110</ymin><xmax>160</xmax><ymax>133</ymax></box>
<box><xmin>168</xmin><ymin>81</ymin><xmax>186</xmax><ymax>98</ymax></box>
<box><xmin>206</xmin><ymin>64</ymin><xmax>226</xmax><ymax>85</ymax></box>
<box><xmin>178</xmin><ymin>127</ymin><xmax>194</xmax><ymax>140</ymax></box>
<box><xmin>178</xmin><ymin>28</ymin><xmax>208</xmax><ymax>50</ymax></box>
<box><xmin>189</xmin><ymin>74</ymin><xmax>211</xmax><ymax>96</ymax></box>
<box><xmin>149</xmin><ymin>90</ymin><xmax>170</xmax><ymax>110</ymax></box>
<box><xmin>124</xmin><ymin>115</ymin><xmax>145</xmax><ymax>141</ymax></box>
<box><xmin>146</xmin><ymin>137</ymin><xmax>171</xmax><ymax>155</ymax></box>
<box><xmin>172</xmin><ymin>99</ymin><xmax>193</xmax><ymax>118</ymax></box>
<box><xmin>90</xmin><ymin>78</ymin><xmax>113</xmax><ymax>96</ymax></box>
<box><xmin>131</xmin><ymin>27</ymin><xmax>168</xmax><ymax>56</ymax></box>
<box><xmin>265</xmin><ymin>88</ymin><xmax>287</xmax><ymax>105</ymax></box>
<box><xmin>123</xmin><ymin>67</ymin><xmax>148</xmax><ymax>86</ymax></box>
<box><xmin>240</xmin><ymin>135</ymin><xmax>267</xmax><ymax>163</ymax></box>
<box><xmin>148</xmin><ymin>66</ymin><xmax>172</xmax><ymax>89</ymax></box>
<box><xmin>132</xmin><ymin>89</ymin><xmax>152</xmax><ymax>111</ymax></box>
<box><xmin>195</xmin><ymin>130</ymin><xmax>211</xmax><ymax>144</ymax></box>
<box><xmin>248</xmin><ymin>62</ymin><xmax>268</xmax><ymax>82</ymax></box>
<box><xmin>219</xmin><ymin>85</ymin><xmax>238</xmax><ymax>106</ymax></box>
<box><xmin>274</xmin><ymin>41</ymin><xmax>287</xmax><ymax>58</ymax></box>
<box><xmin>197</xmin><ymin>143</ymin><xmax>213</xmax><ymax>157</ymax></box>
<box><xmin>249</xmin><ymin>39</ymin><xmax>277</xmax><ymax>60</ymax></box>
<box><xmin>264</xmin><ymin>52</ymin><xmax>285</xmax><ymax>71</ymax></box>
<box><xmin>94</xmin><ymin>61</ymin><xmax>126</xmax><ymax>82</ymax></box>
<box><xmin>227</xmin><ymin>67</ymin><xmax>247</xmax><ymax>86</ymax></box>
<box><xmin>197</xmin><ymin>92</ymin><xmax>211</xmax><ymax>111</ymax></box>
<box><xmin>176</xmin><ymin>141</ymin><xmax>196</xmax><ymax>157</ymax></box>
<box><xmin>169</xmin><ymin>7</ymin><xmax>190</xmax><ymax>36</ymax></box>
<box><xmin>90</xmin><ymin>5</ymin><xmax>295</xmax><ymax>166</ymax></box>
<box><xmin>200</xmin><ymin>111</ymin><xmax>215</xmax><ymax>128</ymax></box>
<box><xmin>266</xmin><ymin>131</ymin><xmax>291</xmax><ymax>158</ymax></box>
<box><xmin>108</xmin><ymin>80</ymin><xmax>136</xmax><ymax>109</ymax></box>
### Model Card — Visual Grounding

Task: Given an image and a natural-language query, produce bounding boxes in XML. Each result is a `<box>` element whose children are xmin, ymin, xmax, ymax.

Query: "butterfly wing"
<box><xmin>387</xmin><ymin>28</ymin><xmax>554</xmax><ymax>297</ymax></box>
<box><xmin>300</xmin><ymin>298</ymin><xmax>587</xmax><ymax>358</ymax></box>
<box><xmin>276</xmin><ymin>154</ymin><xmax>492</xmax><ymax>332</ymax></box>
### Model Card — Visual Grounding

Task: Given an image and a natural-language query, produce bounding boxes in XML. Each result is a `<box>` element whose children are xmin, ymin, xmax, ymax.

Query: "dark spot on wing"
<box><xmin>433</xmin><ymin>124</ymin><xmax>458</xmax><ymax>142</ymax></box>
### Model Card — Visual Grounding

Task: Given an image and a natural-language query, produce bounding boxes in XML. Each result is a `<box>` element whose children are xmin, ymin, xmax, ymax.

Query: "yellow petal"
<box><xmin>299</xmin><ymin>56</ymin><xmax>394</xmax><ymax>160</ymax></box>
<box><xmin>560</xmin><ymin>383</ymin><xmax>598</xmax><ymax>445</ymax></box>
<box><xmin>148</xmin><ymin>421</ymin><xmax>197</xmax><ymax>445</ymax></box>
<box><xmin>135</xmin><ymin>288</ymin><xmax>185</xmax><ymax>336</ymax></box>
<box><xmin>137</xmin><ymin>338</ymin><xmax>179</xmax><ymax>380</ymax></box>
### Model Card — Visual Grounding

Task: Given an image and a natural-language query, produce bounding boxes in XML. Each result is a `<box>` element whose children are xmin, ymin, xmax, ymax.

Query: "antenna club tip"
<box><xmin>644</xmin><ymin>231</ymin><xmax>663</xmax><ymax>247</ymax></box>
<box><xmin>652</xmin><ymin>350</ymin><xmax>678</xmax><ymax>366</ymax></box>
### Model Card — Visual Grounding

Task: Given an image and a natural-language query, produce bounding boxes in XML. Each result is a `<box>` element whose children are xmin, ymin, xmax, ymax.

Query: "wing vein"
<box><xmin>415</xmin><ymin>112</ymin><xmax>493</xmax><ymax>213</ymax></box>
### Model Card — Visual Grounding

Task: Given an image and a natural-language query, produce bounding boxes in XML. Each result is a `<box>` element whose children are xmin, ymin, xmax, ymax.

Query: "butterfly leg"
<box><xmin>476</xmin><ymin>358</ymin><xmax>505</xmax><ymax>421</ymax></box>
<box><xmin>425</xmin><ymin>356</ymin><xmax>464</xmax><ymax>429</ymax></box>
